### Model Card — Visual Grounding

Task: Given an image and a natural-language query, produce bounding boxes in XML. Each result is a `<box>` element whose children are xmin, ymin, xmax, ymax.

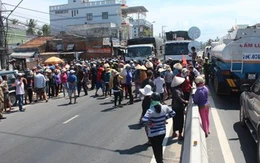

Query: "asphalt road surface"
<box><xmin>207</xmin><ymin>82</ymin><xmax>257</xmax><ymax>163</ymax></box>
<box><xmin>0</xmin><ymin>90</ymin><xmax>181</xmax><ymax>163</ymax></box>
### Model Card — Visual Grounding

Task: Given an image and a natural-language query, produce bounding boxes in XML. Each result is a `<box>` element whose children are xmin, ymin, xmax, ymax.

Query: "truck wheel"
<box><xmin>9</xmin><ymin>93</ymin><xmax>17</xmax><ymax>107</ymax></box>
<box><xmin>239</xmin><ymin>105</ymin><xmax>246</xmax><ymax>127</ymax></box>
<box><xmin>257</xmin><ymin>128</ymin><xmax>260</xmax><ymax>163</ymax></box>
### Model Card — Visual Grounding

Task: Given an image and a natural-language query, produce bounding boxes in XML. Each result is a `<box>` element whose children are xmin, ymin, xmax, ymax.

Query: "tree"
<box><xmin>37</xmin><ymin>30</ymin><xmax>42</xmax><ymax>36</ymax></box>
<box><xmin>42</xmin><ymin>24</ymin><xmax>51</xmax><ymax>36</ymax></box>
<box><xmin>26</xmin><ymin>19</ymin><xmax>37</xmax><ymax>35</ymax></box>
<box><xmin>10</xmin><ymin>19</ymin><xmax>19</xmax><ymax>25</ymax></box>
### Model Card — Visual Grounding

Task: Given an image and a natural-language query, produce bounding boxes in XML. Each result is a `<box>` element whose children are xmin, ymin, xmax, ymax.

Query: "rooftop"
<box><xmin>122</xmin><ymin>6</ymin><xmax>148</xmax><ymax>15</ymax></box>
<box><xmin>18</xmin><ymin>36</ymin><xmax>53</xmax><ymax>49</ymax></box>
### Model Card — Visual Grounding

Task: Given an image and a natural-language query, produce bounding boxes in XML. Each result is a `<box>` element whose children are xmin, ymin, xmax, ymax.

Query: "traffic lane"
<box><xmin>207</xmin><ymin>84</ymin><xmax>256</xmax><ymax>163</ymax></box>
<box><xmin>0</xmin><ymin>91</ymin><xmax>154</xmax><ymax>163</ymax></box>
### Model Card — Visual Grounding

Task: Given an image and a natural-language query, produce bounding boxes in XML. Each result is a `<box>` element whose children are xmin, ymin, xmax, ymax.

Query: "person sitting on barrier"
<box><xmin>142</xmin><ymin>92</ymin><xmax>175</xmax><ymax>163</ymax></box>
<box><xmin>171</xmin><ymin>76</ymin><xmax>189</xmax><ymax>140</ymax></box>
<box><xmin>192</xmin><ymin>76</ymin><xmax>210</xmax><ymax>138</ymax></box>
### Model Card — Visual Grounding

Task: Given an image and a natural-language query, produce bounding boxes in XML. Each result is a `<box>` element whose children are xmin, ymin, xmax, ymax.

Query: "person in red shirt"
<box><xmin>181</xmin><ymin>68</ymin><xmax>192</xmax><ymax>101</ymax></box>
<box><xmin>95</xmin><ymin>65</ymin><xmax>105</xmax><ymax>96</ymax></box>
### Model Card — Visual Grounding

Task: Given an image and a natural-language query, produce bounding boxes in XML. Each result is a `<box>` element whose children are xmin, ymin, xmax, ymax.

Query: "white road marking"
<box><xmin>150</xmin><ymin>119</ymin><xmax>173</xmax><ymax>163</ymax></box>
<box><xmin>211</xmin><ymin>107</ymin><xmax>236</xmax><ymax>163</ymax></box>
<box><xmin>63</xmin><ymin>115</ymin><xmax>79</xmax><ymax>124</ymax></box>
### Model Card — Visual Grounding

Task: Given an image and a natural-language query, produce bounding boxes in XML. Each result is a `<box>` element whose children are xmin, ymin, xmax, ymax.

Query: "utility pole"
<box><xmin>0</xmin><ymin>0</ymin><xmax>5</xmax><ymax>69</ymax></box>
<box><xmin>2</xmin><ymin>0</ymin><xmax>23</xmax><ymax>70</ymax></box>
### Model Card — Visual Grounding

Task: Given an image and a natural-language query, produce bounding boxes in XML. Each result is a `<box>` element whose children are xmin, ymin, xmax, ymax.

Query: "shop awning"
<box><xmin>10</xmin><ymin>52</ymin><xmax>36</xmax><ymax>59</ymax></box>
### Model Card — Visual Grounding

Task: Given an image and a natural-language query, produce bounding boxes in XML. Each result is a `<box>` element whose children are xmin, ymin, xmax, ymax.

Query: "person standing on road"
<box><xmin>67</xmin><ymin>70</ymin><xmax>77</xmax><ymax>104</ymax></box>
<box><xmin>192</xmin><ymin>76</ymin><xmax>210</xmax><ymax>137</ymax></box>
<box><xmin>0</xmin><ymin>76</ymin><xmax>7</xmax><ymax>119</ymax></box>
<box><xmin>112</xmin><ymin>70</ymin><xmax>123</xmax><ymax>108</ymax></box>
<box><xmin>125</xmin><ymin>65</ymin><xmax>133</xmax><ymax>105</ymax></box>
<box><xmin>171</xmin><ymin>76</ymin><xmax>188</xmax><ymax>140</ymax></box>
<box><xmin>142</xmin><ymin>92</ymin><xmax>175</xmax><ymax>163</ymax></box>
<box><xmin>34</xmin><ymin>70</ymin><xmax>48</xmax><ymax>102</ymax></box>
<box><xmin>1</xmin><ymin>75</ymin><xmax>13</xmax><ymax>112</ymax></box>
<box><xmin>60</xmin><ymin>68</ymin><xmax>68</xmax><ymax>97</ymax></box>
<box><xmin>16</xmin><ymin>73</ymin><xmax>25</xmax><ymax>112</ymax></box>
<box><xmin>154</xmin><ymin>71</ymin><xmax>166</xmax><ymax>104</ymax></box>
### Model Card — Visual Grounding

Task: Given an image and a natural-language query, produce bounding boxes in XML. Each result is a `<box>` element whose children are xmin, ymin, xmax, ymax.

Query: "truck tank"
<box><xmin>211</xmin><ymin>24</ymin><xmax>260</xmax><ymax>94</ymax></box>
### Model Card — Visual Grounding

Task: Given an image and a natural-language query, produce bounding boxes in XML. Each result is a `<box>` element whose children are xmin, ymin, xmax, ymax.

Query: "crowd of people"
<box><xmin>0</xmin><ymin>50</ymin><xmax>211</xmax><ymax>163</ymax></box>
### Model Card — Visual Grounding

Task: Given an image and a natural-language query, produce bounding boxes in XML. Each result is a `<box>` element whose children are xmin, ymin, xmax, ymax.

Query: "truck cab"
<box><xmin>125</xmin><ymin>44</ymin><xmax>154</xmax><ymax>61</ymax></box>
<box><xmin>163</xmin><ymin>40</ymin><xmax>191</xmax><ymax>62</ymax></box>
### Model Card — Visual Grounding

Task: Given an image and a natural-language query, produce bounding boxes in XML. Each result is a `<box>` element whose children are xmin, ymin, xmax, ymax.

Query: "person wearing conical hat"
<box><xmin>171</xmin><ymin>76</ymin><xmax>188</xmax><ymax>141</ymax></box>
<box><xmin>104</xmin><ymin>64</ymin><xmax>112</xmax><ymax>97</ymax></box>
<box><xmin>173</xmin><ymin>63</ymin><xmax>183</xmax><ymax>77</ymax></box>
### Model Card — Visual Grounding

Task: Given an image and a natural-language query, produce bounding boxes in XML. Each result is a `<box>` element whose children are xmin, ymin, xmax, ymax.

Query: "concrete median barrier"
<box><xmin>181</xmin><ymin>94</ymin><xmax>208</xmax><ymax>163</ymax></box>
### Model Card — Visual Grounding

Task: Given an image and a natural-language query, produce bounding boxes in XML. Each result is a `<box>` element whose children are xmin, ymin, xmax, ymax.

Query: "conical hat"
<box><xmin>139</xmin><ymin>85</ymin><xmax>153</xmax><ymax>96</ymax></box>
<box><xmin>138</xmin><ymin>65</ymin><xmax>147</xmax><ymax>71</ymax></box>
<box><xmin>145</xmin><ymin>61</ymin><xmax>153</xmax><ymax>68</ymax></box>
<box><xmin>173</xmin><ymin>63</ymin><xmax>183</xmax><ymax>70</ymax></box>
<box><xmin>171</xmin><ymin>76</ymin><xmax>185</xmax><ymax>87</ymax></box>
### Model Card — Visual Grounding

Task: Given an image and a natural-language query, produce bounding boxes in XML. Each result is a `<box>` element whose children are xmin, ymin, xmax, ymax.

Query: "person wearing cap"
<box><xmin>112</xmin><ymin>70</ymin><xmax>123</xmax><ymax>108</ymax></box>
<box><xmin>67</xmin><ymin>70</ymin><xmax>77</xmax><ymax>104</ymax></box>
<box><xmin>90</xmin><ymin>63</ymin><xmax>97</xmax><ymax>90</ymax></box>
<box><xmin>188</xmin><ymin>64</ymin><xmax>200</xmax><ymax>86</ymax></box>
<box><xmin>35</xmin><ymin>70</ymin><xmax>48</xmax><ymax>102</ymax></box>
<box><xmin>203</xmin><ymin>57</ymin><xmax>211</xmax><ymax>85</ymax></box>
<box><xmin>142</xmin><ymin>92</ymin><xmax>175</xmax><ymax>163</ymax></box>
<box><xmin>1</xmin><ymin>75</ymin><xmax>13</xmax><ymax>112</ymax></box>
<box><xmin>164</xmin><ymin>65</ymin><xmax>173</xmax><ymax>99</ymax></box>
<box><xmin>16</xmin><ymin>73</ymin><xmax>25</xmax><ymax>111</ymax></box>
<box><xmin>125</xmin><ymin>65</ymin><xmax>134</xmax><ymax>105</ymax></box>
<box><xmin>0</xmin><ymin>76</ymin><xmax>7</xmax><ymax>119</ymax></box>
<box><xmin>76</xmin><ymin>64</ymin><xmax>88</xmax><ymax>97</ymax></box>
<box><xmin>171</xmin><ymin>76</ymin><xmax>188</xmax><ymax>140</ymax></box>
<box><xmin>192</xmin><ymin>76</ymin><xmax>210</xmax><ymax>137</ymax></box>
<box><xmin>24</xmin><ymin>71</ymin><xmax>34</xmax><ymax>104</ymax></box>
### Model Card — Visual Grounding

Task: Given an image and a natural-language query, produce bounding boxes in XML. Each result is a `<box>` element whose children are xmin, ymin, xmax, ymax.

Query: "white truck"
<box><xmin>125</xmin><ymin>37</ymin><xmax>163</xmax><ymax>61</ymax></box>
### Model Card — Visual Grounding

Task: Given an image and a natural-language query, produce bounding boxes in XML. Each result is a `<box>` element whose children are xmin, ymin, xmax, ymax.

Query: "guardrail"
<box><xmin>181</xmin><ymin>91</ymin><xmax>209</xmax><ymax>163</ymax></box>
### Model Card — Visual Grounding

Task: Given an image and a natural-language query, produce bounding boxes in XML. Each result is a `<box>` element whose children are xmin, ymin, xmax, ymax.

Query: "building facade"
<box><xmin>49</xmin><ymin>0</ymin><xmax>124</xmax><ymax>36</ymax></box>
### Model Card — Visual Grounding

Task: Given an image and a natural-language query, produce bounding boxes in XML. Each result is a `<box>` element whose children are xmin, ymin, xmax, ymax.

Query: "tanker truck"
<box><xmin>210</xmin><ymin>24</ymin><xmax>260</xmax><ymax>94</ymax></box>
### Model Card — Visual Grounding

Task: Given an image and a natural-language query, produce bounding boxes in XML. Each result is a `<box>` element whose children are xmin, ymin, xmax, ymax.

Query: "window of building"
<box><xmin>102</xmin><ymin>12</ymin><xmax>108</xmax><ymax>19</ymax></box>
<box><xmin>77</xmin><ymin>10</ymin><xmax>79</xmax><ymax>14</ymax></box>
<box><xmin>55</xmin><ymin>10</ymin><xmax>68</xmax><ymax>14</ymax></box>
<box><xmin>71</xmin><ymin>10</ymin><xmax>73</xmax><ymax>17</ymax></box>
<box><xmin>73</xmin><ymin>0</ymin><xmax>76</xmax><ymax>2</ymax></box>
<box><xmin>87</xmin><ymin>13</ymin><xmax>93</xmax><ymax>21</ymax></box>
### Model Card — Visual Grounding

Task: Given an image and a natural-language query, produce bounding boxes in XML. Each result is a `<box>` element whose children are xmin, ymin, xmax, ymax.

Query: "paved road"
<box><xmin>207</xmin><ymin>82</ymin><xmax>257</xmax><ymax>163</ymax></box>
<box><xmin>0</xmin><ymin>90</ymin><xmax>181</xmax><ymax>163</ymax></box>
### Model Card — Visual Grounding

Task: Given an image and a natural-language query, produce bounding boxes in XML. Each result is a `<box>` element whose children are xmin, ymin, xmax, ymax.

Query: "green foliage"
<box><xmin>42</xmin><ymin>24</ymin><xmax>51</xmax><ymax>36</ymax></box>
<box><xmin>26</xmin><ymin>19</ymin><xmax>37</xmax><ymax>35</ymax></box>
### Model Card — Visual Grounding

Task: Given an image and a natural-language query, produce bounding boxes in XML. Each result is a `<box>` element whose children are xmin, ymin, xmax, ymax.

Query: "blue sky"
<box><xmin>4</xmin><ymin>0</ymin><xmax>260</xmax><ymax>42</ymax></box>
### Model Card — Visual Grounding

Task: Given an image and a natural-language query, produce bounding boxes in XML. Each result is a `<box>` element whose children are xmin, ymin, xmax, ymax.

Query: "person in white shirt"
<box><xmin>154</xmin><ymin>72</ymin><xmax>166</xmax><ymax>104</ymax></box>
<box><xmin>16</xmin><ymin>73</ymin><xmax>25</xmax><ymax>111</ymax></box>
<box><xmin>34</xmin><ymin>70</ymin><xmax>48</xmax><ymax>102</ymax></box>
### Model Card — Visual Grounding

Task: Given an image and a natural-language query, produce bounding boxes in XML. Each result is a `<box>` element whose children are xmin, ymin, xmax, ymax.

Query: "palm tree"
<box><xmin>37</xmin><ymin>30</ymin><xmax>42</xmax><ymax>36</ymax></box>
<box><xmin>26</xmin><ymin>19</ymin><xmax>37</xmax><ymax>35</ymax></box>
<box><xmin>10</xmin><ymin>19</ymin><xmax>19</xmax><ymax>25</ymax></box>
<box><xmin>42</xmin><ymin>24</ymin><xmax>51</xmax><ymax>36</ymax></box>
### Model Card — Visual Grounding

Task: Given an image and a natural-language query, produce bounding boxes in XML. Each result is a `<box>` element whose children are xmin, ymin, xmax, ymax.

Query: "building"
<box><xmin>49</xmin><ymin>0</ymin><xmax>125</xmax><ymax>37</ymax></box>
<box><xmin>9</xmin><ymin>36</ymin><xmax>53</xmax><ymax>70</ymax></box>
<box><xmin>49</xmin><ymin>0</ymin><xmax>153</xmax><ymax>58</ymax></box>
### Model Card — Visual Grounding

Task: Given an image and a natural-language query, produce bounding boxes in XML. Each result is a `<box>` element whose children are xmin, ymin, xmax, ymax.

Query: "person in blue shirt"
<box><xmin>67</xmin><ymin>70</ymin><xmax>77</xmax><ymax>104</ymax></box>
<box><xmin>125</xmin><ymin>65</ymin><xmax>133</xmax><ymax>105</ymax></box>
<box><xmin>142</xmin><ymin>92</ymin><xmax>175</xmax><ymax>163</ymax></box>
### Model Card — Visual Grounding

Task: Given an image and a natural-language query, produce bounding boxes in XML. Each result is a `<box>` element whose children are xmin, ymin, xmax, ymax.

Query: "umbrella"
<box><xmin>44</xmin><ymin>57</ymin><xmax>64</xmax><ymax>65</ymax></box>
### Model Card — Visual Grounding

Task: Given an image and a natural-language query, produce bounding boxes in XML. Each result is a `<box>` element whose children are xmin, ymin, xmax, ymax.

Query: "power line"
<box><xmin>3</xmin><ymin>3</ymin><xmax>71</xmax><ymax>19</ymax></box>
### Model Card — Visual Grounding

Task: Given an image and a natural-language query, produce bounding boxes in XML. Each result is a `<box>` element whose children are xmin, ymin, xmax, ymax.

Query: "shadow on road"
<box><xmin>128</xmin><ymin>123</ymin><xmax>143</xmax><ymax>130</ymax></box>
<box><xmin>3</xmin><ymin>110</ymin><xmax>19</xmax><ymax>114</ymax></box>
<box><xmin>0</xmin><ymin>130</ymin><xmax>151</xmax><ymax>158</ymax></box>
<box><xmin>208</xmin><ymin>82</ymin><xmax>240</xmax><ymax>110</ymax></box>
<box><xmin>57</xmin><ymin>103</ymin><xmax>71</xmax><ymax>107</ymax></box>
<box><xmin>165</xmin><ymin>137</ymin><xmax>180</xmax><ymax>146</ymax></box>
<box><xmin>99</xmin><ymin>101</ymin><xmax>113</xmax><ymax>105</ymax></box>
<box><xmin>101</xmin><ymin>107</ymin><xmax>115</xmax><ymax>112</ymax></box>
<box><xmin>233</xmin><ymin>122</ymin><xmax>256</xmax><ymax>163</ymax></box>
<box><xmin>115</xmin><ymin>143</ymin><xmax>149</xmax><ymax>155</ymax></box>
